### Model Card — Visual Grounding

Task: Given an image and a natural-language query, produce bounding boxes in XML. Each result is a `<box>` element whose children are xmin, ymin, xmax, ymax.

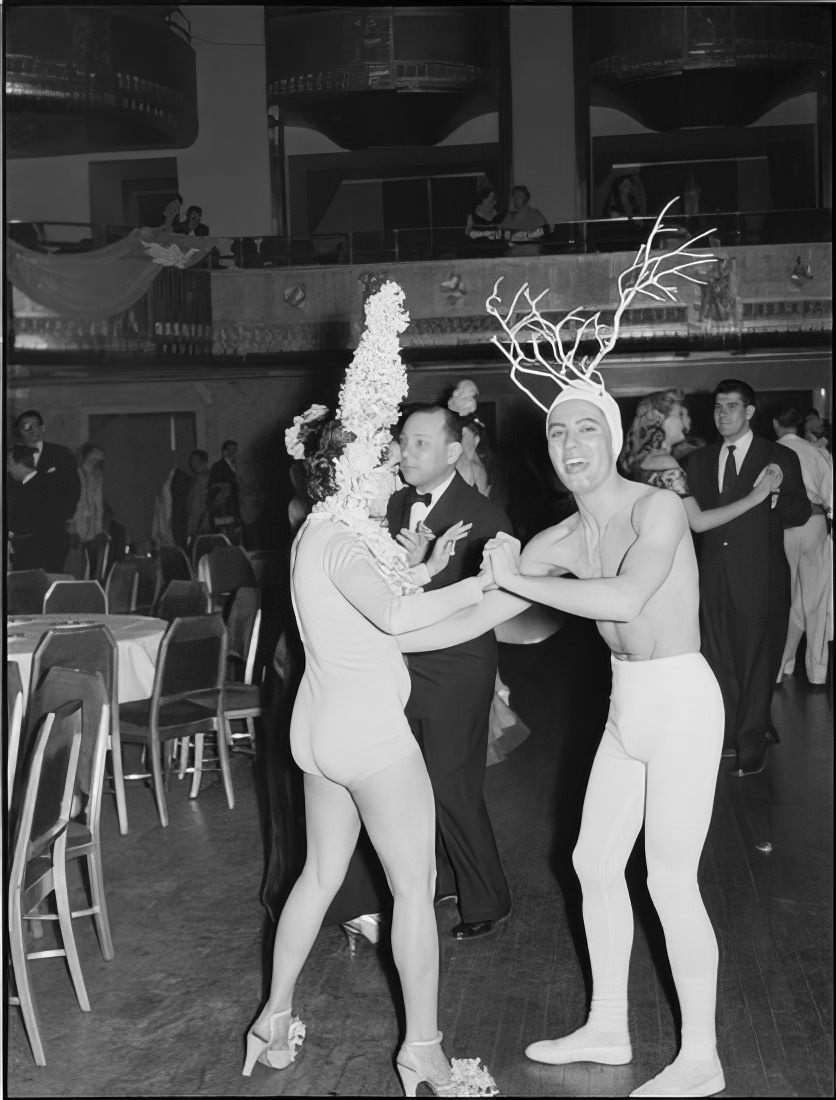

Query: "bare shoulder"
<box><xmin>632</xmin><ymin>485</ymin><xmax>688</xmax><ymax>531</ymax></box>
<box><xmin>521</xmin><ymin>515</ymin><xmax>581</xmax><ymax>574</ymax></box>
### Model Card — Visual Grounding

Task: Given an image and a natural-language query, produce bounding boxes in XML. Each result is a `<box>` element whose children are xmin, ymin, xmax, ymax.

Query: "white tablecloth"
<box><xmin>6</xmin><ymin>613</ymin><xmax>166</xmax><ymax>702</ymax></box>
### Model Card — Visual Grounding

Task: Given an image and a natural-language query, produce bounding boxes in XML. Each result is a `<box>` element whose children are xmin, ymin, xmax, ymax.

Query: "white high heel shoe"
<box><xmin>341</xmin><ymin>912</ymin><xmax>382</xmax><ymax>952</ymax></box>
<box><xmin>395</xmin><ymin>1031</ymin><xmax>499</xmax><ymax>1097</ymax></box>
<box><xmin>241</xmin><ymin>1008</ymin><xmax>306</xmax><ymax>1076</ymax></box>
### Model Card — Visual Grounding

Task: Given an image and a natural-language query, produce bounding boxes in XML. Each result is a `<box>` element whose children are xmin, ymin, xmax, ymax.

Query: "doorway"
<box><xmin>88</xmin><ymin>411</ymin><xmax>197</xmax><ymax>548</ymax></box>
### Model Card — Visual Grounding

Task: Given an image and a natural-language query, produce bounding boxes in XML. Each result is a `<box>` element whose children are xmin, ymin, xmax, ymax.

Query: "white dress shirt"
<box><xmin>408</xmin><ymin>470</ymin><xmax>456</xmax><ymax>531</ymax></box>
<box><xmin>717</xmin><ymin>429</ymin><xmax>754</xmax><ymax>493</ymax></box>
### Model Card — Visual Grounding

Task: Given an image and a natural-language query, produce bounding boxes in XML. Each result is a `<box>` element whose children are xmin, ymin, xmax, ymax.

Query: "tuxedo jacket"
<box><xmin>24</xmin><ymin>441</ymin><xmax>81</xmax><ymax>531</ymax></box>
<box><xmin>387</xmin><ymin>472</ymin><xmax>512</xmax><ymax>671</ymax></box>
<box><xmin>686</xmin><ymin>435</ymin><xmax>811</xmax><ymax>613</ymax></box>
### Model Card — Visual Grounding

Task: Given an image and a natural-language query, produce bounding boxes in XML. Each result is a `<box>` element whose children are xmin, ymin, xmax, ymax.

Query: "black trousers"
<box><xmin>700</xmin><ymin>568</ymin><xmax>789</xmax><ymax>760</ymax></box>
<box><xmin>407</xmin><ymin>652</ymin><xmax>510</xmax><ymax>924</ymax></box>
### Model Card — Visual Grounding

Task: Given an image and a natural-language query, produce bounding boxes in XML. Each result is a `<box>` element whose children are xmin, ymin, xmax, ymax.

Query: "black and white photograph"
<box><xmin>4</xmin><ymin>3</ymin><xmax>832</xmax><ymax>1096</ymax></box>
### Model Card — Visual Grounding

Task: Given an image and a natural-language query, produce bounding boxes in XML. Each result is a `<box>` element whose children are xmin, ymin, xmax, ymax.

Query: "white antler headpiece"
<box><xmin>486</xmin><ymin>198</ymin><xmax>716</xmax><ymax>412</ymax></box>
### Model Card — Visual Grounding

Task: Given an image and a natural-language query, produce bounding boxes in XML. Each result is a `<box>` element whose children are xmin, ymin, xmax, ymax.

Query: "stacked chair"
<box><xmin>7</xmin><ymin>570</ymin><xmax>51</xmax><ymax>614</ymax></box>
<box><xmin>191</xmin><ymin>532</ymin><xmax>230</xmax><ymax>572</ymax></box>
<box><xmin>23</xmin><ymin>667</ymin><xmax>114</xmax><ymax>962</ymax></box>
<box><xmin>158</xmin><ymin>545</ymin><xmax>193</xmax><ymax>588</ymax></box>
<box><xmin>220</xmin><ymin>585</ymin><xmax>263</xmax><ymax>755</ymax></box>
<box><xmin>8</xmin><ymin>699</ymin><xmax>87</xmax><ymax>1066</ymax></box>
<box><xmin>6</xmin><ymin>661</ymin><xmax>25</xmax><ymax>809</ymax></box>
<box><xmin>118</xmin><ymin>615</ymin><xmax>233</xmax><ymax>827</ymax></box>
<box><xmin>29</xmin><ymin>624</ymin><xmax>127</xmax><ymax>836</ymax></box>
<box><xmin>42</xmin><ymin>580</ymin><xmax>107</xmax><ymax>615</ymax></box>
<box><xmin>154</xmin><ymin>580</ymin><xmax>212</xmax><ymax>621</ymax></box>
<box><xmin>197</xmin><ymin>544</ymin><xmax>256</xmax><ymax>611</ymax></box>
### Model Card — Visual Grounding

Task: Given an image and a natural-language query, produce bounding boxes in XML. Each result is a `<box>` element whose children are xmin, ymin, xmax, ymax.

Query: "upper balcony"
<box><xmin>7</xmin><ymin>207</ymin><xmax>832</xmax><ymax>368</ymax></box>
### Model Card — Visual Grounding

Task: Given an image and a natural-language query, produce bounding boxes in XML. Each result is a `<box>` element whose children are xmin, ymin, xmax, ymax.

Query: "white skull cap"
<box><xmin>546</xmin><ymin>387</ymin><xmax>624</xmax><ymax>458</ymax></box>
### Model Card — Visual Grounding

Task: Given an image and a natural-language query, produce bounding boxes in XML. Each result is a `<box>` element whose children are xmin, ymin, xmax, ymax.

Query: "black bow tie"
<box><xmin>406</xmin><ymin>488</ymin><xmax>432</xmax><ymax>507</ymax></box>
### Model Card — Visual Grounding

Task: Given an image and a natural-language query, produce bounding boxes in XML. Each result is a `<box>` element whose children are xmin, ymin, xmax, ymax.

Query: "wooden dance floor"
<box><xmin>6</xmin><ymin>617</ymin><xmax>833</xmax><ymax>1097</ymax></box>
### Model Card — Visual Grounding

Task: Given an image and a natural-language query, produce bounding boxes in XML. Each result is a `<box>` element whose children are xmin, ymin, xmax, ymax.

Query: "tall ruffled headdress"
<box><xmin>331</xmin><ymin>280</ymin><xmax>410</xmax><ymax>504</ymax></box>
<box><xmin>486</xmin><ymin>198</ymin><xmax>716</xmax><ymax>453</ymax></box>
<box><xmin>286</xmin><ymin>280</ymin><xmax>418</xmax><ymax>594</ymax></box>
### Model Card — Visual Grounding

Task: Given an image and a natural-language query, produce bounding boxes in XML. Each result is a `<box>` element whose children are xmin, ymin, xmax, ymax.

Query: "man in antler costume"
<box><xmin>482</xmin><ymin>203</ymin><xmax>728</xmax><ymax>1098</ymax></box>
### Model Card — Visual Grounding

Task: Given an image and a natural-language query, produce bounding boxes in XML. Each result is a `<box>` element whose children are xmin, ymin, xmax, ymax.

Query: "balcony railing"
<box><xmin>7</xmin><ymin>207</ymin><xmax>831</xmax><ymax>267</ymax></box>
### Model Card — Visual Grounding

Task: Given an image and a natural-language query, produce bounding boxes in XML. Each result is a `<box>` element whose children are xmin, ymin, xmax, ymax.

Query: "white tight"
<box><xmin>573</xmin><ymin>653</ymin><xmax>724</xmax><ymax>1057</ymax></box>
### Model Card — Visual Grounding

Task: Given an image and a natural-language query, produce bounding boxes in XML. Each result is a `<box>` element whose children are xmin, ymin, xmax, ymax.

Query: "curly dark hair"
<box><xmin>302</xmin><ymin>418</ymin><xmax>356</xmax><ymax>503</ymax></box>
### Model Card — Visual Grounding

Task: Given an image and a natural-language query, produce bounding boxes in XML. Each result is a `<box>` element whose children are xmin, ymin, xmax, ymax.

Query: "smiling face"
<box><xmin>714</xmin><ymin>391</ymin><xmax>753</xmax><ymax>443</ymax></box>
<box><xmin>547</xmin><ymin>399</ymin><xmax>615</xmax><ymax>492</ymax></box>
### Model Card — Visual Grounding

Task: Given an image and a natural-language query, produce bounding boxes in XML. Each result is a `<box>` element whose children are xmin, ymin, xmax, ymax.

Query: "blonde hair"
<box><xmin>620</xmin><ymin>389</ymin><xmax>685</xmax><ymax>475</ymax></box>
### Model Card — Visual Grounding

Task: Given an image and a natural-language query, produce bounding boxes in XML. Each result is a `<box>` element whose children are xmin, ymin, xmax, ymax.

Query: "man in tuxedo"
<box><xmin>13</xmin><ymin>409</ymin><xmax>80</xmax><ymax>572</ymax></box>
<box><xmin>685</xmin><ymin>380</ymin><xmax>811</xmax><ymax>776</ymax></box>
<box><xmin>388</xmin><ymin>404</ymin><xmax>512</xmax><ymax>939</ymax></box>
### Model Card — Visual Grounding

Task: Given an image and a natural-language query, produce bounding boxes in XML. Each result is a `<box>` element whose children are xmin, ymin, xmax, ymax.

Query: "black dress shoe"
<box><xmin>451</xmin><ymin>919</ymin><xmax>494</xmax><ymax>940</ymax></box>
<box><xmin>732</xmin><ymin>743</ymin><xmax>770</xmax><ymax>777</ymax></box>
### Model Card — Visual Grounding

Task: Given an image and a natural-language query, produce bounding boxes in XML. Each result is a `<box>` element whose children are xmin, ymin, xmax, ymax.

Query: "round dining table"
<box><xmin>6</xmin><ymin>613</ymin><xmax>167</xmax><ymax>702</ymax></box>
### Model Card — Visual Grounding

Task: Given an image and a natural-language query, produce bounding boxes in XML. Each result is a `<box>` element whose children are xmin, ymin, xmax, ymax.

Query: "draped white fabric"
<box><xmin>6</xmin><ymin>228</ymin><xmax>219</xmax><ymax>320</ymax></box>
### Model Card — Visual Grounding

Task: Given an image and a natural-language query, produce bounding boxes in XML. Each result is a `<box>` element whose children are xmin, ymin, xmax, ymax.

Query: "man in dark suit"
<box><xmin>388</xmin><ymin>405</ymin><xmax>512</xmax><ymax>939</ymax></box>
<box><xmin>13</xmin><ymin>409</ymin><xmax>80</xmax><ymax>572</ymax></box>
<box><xmin>686</xmin><ymin>380</ymin><xmax>811</xmax><ymax>777</ymax></box>
<box><xmin>209</xmin><ymin>439</ymin><xmax>242</xmax><ymax>544</ymax></box>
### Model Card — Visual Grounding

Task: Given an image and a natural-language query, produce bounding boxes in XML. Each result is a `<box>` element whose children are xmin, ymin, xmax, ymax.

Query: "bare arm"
<box><xmin>397</xmin><ymin>590</ymin><xmax>529</xmax><ymax>653</ymax></box>
<box><xmin>489</xmin><ymin>491</ymin><xmax>686</xmax><ymax>623</ymax></box>
<box><xmin>327</xmin><ymin>533</ymin><xmax>482</xmax><ymax>635</ymax></box>
<box><xmin>682</xmin><ymin>464</ymin><xmax>781</xmax><ymax>532</ymax></box>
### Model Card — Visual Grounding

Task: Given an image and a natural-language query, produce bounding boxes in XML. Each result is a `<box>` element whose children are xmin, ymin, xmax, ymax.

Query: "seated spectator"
<box><xmin>500</xmin><ymin>185</ymin><xmax>547</xmax><ymax>254</ymax></box>
<box><xmin>605</xmin><ymin>173</ymin><xmax>646</xmax><ymax>219</ymax></box>
<box><xmin>158</xmin><ymin>194</ymin><xmax>184</xmax><ymax>233</ymax></box>
<box><xmin>182</xmin><ymin>205</ymin><xmax>209</xmax><ymax>236</ymax></box>
<box><xmin>465</xmin><ymin>187</ymin><xmax>501</xmax><ymax>241</ymax></box>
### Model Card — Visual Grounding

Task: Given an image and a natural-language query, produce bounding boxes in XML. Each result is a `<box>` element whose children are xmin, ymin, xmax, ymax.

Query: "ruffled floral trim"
<box><xmin>286</xmin><ymin>1016</ymin><xmax>306</xmax><ymax>1061</ymax></box>
<box><xmin>445</xmin><ymin>1057</ymin><xmax>500</xmax><ymax>1097</ymax></box>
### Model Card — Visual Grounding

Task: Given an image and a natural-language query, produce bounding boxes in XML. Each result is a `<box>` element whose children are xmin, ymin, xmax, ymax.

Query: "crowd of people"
<box><xmin>4</xmin><ymin>410</ymin><xmax>246</xmax><ymax>572</ymax></box>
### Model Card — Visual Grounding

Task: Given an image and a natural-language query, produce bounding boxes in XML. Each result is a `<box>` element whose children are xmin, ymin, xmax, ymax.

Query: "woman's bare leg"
<box><xmin>258</xmin><ymin>773</ymin><xmax>361</xmax><ymax>1019</ymax></box>
<box><xmin>352</xmin><ymin>749</ymin><xmax>440</xmax><ymax>1044</ymax></box>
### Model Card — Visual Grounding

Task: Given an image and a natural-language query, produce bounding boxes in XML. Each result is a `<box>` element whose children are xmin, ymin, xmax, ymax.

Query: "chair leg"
<box><xmin>9</xmin><ymin>887</ymin><xmax>46</xmax><ymax>1066</ymax></box>
<box><xmin>177</xmin><ymin>737</ymin><xmax>189</xmax><ymax>780</ymax></box>
<box><xmin>246</xmin><ymin>716</ymin><xmax>256</xmax><ymax>752</ymax></box>
<box><xmin>108</xmin><ymin>728</ymin><xmax>129</xmax><ymax>836</ymax></box>
<box><xmin>85</xmin><ymin>847</ymin><xmax>114</xmax><ymax>962</ymax></box>
<box><xmin>53</xmin><ymin>852</ymin><xmax>90</xmax><ymax>1012</ymax></box>
<box><xmin>149</xmin><ymin>741</ymin><xmax>169</xmax><ymax>828</ymax></box>
<box><xmin>189</xmin><ymin>735</ymin><xmax>204</xmax><ymax>799</ymax></box>
<box><xmin>216</xmin><ymin>718</ymin><xmax>235</xmax><ymax>811</ymax></box>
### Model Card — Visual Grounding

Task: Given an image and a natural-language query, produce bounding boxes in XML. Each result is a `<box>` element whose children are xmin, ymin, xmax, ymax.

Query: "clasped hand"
<box><xmin>397</xmin><ymin>520</ymin><xmax>472</xmax><ymax>576</ymax></box>
<box><xmin>480</xmin><ymin>533</ymin><xmax>522</xmax><ymax>589</ymax></box>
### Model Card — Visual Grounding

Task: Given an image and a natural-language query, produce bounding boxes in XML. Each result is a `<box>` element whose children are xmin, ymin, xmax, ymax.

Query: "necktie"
<box><xmin>721</xmin><ymin>444</ymin><xmax>737</xmax><ymax>498</ymax></box>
